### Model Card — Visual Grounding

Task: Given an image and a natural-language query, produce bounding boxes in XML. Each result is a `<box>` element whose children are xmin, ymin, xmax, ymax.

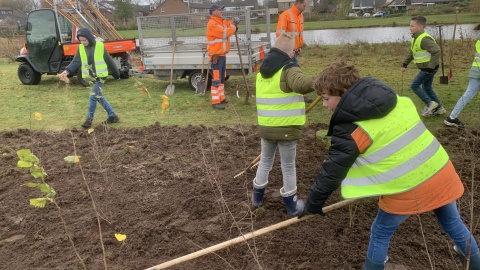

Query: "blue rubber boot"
<box><xmin>281</xmin><ymin>189</ymin><xmax>304</xmax><ymax>216</ymax></box>
<box><xmin>252</xmin><ymin>179</ymin><xmax>267</xmax><ymax>208</ymax></box>
<box><xmin>362</xmin><ymin>257</ymin><xmax>386</xmax><ymax>270</ymax></box>
<box><xmin>252</xmin><ymin>187</ymin><xmax>265</xmax><ymax>208</ymax></box>
<box><xmin>454</xmin><ymin>245</ymin><xmax>480</xmax><ymax>270</ymax></box>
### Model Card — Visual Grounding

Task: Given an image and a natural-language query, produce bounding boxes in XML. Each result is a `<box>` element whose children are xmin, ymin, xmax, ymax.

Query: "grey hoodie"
<box><xmin>65</xmin><ymin>28</ymin><xmax>120</xmax><ymax>79</ymax></box>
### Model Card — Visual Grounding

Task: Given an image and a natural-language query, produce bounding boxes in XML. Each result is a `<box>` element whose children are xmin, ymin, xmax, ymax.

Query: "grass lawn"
<box><xmin>1</xmin><ymin>38</ymin><xmax>479</xmax><ymax>132</ymax></box>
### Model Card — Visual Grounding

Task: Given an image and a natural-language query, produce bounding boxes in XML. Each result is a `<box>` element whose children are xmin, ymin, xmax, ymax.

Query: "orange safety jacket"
<box><xmin>276</xmin><ymin>5</ymin><xmax>304</xmax><ymax>50</ymax></box>
<box><xmin>206</xmin><ymin>16</ymin><xmax>236</xmax><ymax>57</ymax></box>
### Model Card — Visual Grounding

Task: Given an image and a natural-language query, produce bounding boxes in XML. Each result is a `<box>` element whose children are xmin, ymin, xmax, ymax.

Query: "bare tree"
<box><xmin>0</xmin><ymin>0</ymin><xmax>36</xmax><ymax>11</ymax></box>
<box><xmin>332</xmin><ymin>0</ymin><xmax>352</xmax><ymax>17</ymax></box>
<box><xmin>113</xmin><ymin>0</ymin><xmax>134</xmax><ymax>27</ymax></box>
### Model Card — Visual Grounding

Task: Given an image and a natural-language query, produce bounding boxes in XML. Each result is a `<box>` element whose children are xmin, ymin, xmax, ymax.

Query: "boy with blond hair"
<box><xmin>251</xmin><ymin>33</ymin><xmax>315</xmax><ymax>216</ymax></box>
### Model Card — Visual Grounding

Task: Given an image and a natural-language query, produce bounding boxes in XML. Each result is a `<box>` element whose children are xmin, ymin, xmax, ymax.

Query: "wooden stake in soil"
<box><xmin>447</xmin><ymin>7</ymin><xmax>459</xmax><ymax>82</ymax></box>
<box><xmin>144</xmin><ymin>199</ymin><xmax>358</xmax><ymax>270</ymax></box>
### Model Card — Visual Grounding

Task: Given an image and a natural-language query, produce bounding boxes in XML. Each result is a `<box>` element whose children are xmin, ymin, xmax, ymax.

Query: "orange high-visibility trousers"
<box><xmin>210</xmin><ymin>57</ymin><xmax>227</xmax><ymax>104</ymax></box>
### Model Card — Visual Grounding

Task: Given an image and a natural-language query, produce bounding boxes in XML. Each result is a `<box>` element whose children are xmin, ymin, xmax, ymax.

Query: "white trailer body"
<box><xmin>131</xmin><ymin>9</ymin><xmax>271</xmax><ymax>91</ymax></box>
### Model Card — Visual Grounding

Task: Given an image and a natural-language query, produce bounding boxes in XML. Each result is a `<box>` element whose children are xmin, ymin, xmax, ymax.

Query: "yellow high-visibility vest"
<box><xmin>342</xmin><ymin>97</ymin><xmax>449</xmax><ymax>199</ymax></box>
<box><xmin>472</xmin><ymin>40</ymin><xmax>480</xmax><ymax>68</ymax></box>
<box><xmin>79</xmin><ymin>42</ymin><xmax>108</xmax><ymax>79</ymax></box>
<box><xmin>256</xmin><ymin>68</ymin><xmax>305</xmax><ymax>126</ymax></box>
<box><xmin>411</xmin><ymin>32</ymin><xmax>435</xmax><ymax>64</ymax></box>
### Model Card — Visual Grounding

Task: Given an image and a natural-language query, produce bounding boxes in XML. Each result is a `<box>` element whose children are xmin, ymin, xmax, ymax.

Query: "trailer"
<box><xmin>130</xmin><ymin>9</ymin><xmax>272</xmax><ymax>91</ymax></box>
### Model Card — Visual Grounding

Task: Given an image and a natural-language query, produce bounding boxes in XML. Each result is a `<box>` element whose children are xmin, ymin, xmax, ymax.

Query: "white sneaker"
<box><xmin>421</xmin><ymin>106</ymin><xmax>428</xmax><ymax>115</ymax></box>
<box><xmin>432</xmin><ymin>106</ymin><xmax>447</xmax><ymax>115</ymax></box>
<box><xmin>422</xmin><ymin>101</ymin><xmax>438</xmax><ymax>116</ymax></box>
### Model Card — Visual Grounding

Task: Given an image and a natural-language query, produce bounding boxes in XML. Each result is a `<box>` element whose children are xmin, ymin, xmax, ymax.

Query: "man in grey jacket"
<box><xmin>58</xmin><ymin>27</ymin><xmax>120</xmax><ymax>128</ymax></box>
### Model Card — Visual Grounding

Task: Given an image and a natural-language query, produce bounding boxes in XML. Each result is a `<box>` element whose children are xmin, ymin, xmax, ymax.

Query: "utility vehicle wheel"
<box><xmin>119</xmin><ymin>69</ymin><xmax>130</xmax><ymax>79</ymax></box>
<box><xmin>18</xmin><ymin>63</ymin><xmax>41</xmax><ymax>85</ymax></box>
<box><xmin>189</xmin><ymin>70</ymin><xmax>211</xmax><ymax>91</ymax></box>
<box><xmin>77</xmin><ymin>69</ymin><xmax>90</xmax><ymax>87</ymax></box>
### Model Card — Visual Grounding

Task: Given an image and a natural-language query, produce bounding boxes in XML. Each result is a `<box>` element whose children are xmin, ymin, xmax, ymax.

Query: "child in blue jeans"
<box><xmin>444</xmin><ymin>28</ymin><xmax>480</xmax><ymax>127</ymax></box>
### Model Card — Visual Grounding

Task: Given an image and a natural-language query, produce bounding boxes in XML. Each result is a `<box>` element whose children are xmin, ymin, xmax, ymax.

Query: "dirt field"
<box><xmin>1</xmin><ymin>123</ymin><xmax>479</xmax><ymax>270</ymax></box>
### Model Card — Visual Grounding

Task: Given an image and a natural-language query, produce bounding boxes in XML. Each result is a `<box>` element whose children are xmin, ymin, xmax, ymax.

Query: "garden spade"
<box><xmin>437</xmin><ymin>25</ymin><xmax>449</xmax><ymax>85</ymax></box>
<box><xmin>143</xmin><ymin>199</ymin><xmax>359</xmax><ymax>270</ymax></box>
<box><xmin>196</xmin><ymin>49</ymin><xmax>207</xmax><ymax>95</ymax></box>
<box><xmin>165</xmin><ymin>42</ymin><xmax>176</xmax><ymax>95</ymax></box>
<box><xmin>234</xmin><ymin>30</ymin><xmax>251</xmax><ymax>104</ymax></box>
<box><xmin>198</xmin><ymin>58</ymin><xmax>210</xmax><ymax>96</ymax></box>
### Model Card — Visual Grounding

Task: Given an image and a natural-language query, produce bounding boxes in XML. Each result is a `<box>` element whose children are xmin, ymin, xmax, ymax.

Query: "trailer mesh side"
<box><xmin>136</xmin><ymin>9</ymin><xmax>270</xmax><ymax>51</ymax></box>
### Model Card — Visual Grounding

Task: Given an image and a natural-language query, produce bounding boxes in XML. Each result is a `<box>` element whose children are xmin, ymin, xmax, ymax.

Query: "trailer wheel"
<box><xmin>18</xmin><ymin>63</ymin><xmax>41</xmax><ymax>85</ymax></box>
<box><xmin>77</xmin><ymin>69</ymin><xmax>90</xmax><ymax>87</ymax></box>
<box><xmin>189</xmin><ymin>70</ymin><xmax>211</xmax><ymax>91</ymax></box>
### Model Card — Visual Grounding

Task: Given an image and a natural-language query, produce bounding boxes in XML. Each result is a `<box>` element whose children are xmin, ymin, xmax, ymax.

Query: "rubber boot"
<box><xmin>281</xmin><ymin>193</ymin><xmax>304</xmax><ymax>216</ymax></box>
<box><xmin>252</xmin><ymin>187</ymin><xmax>265</xmax><ymax>208</ymax></box>
<box><xmin>362</xmin><ymin>257</ymin><xmax>387</xmax><ymax>270</ymax></box>
<box><xmin>454</xmin><ymin>245</ymin><xmax>480</xmax><ymax>270</ymax></box>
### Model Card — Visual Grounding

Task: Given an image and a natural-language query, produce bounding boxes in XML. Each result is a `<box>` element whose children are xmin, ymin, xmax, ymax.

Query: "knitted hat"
<box><xmin>275</xmin><ymin>33</ymin><xmax>295</xmax><ymax>54</ymax></box>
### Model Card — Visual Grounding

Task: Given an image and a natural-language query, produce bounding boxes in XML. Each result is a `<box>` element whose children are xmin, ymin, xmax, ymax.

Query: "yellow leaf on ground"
<box><xmin>115</xmin><ymin>233</ymin><xmax>127</xmax><ymax>242</ymax></box>
<box><xmin>64</xmin><ymin>155</ymin><xmax>81</xmax><ymax>163</ymax></box>
<box><xmin>161</xmin><ymin>95</ymin><xmax>170</xmax><ymax>111</ymax></box>
<box><xmin>33</xmin><ymin>112</ymin><xmax>43</xmax><ymax>121</ymax></box>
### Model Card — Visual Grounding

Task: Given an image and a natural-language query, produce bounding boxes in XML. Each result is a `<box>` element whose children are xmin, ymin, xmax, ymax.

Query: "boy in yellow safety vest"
<box><xmin>401</xmin><ymin>16</ymin><xmax>446</xmax><ymax>117</ymax></box>
<box><xmin>299</xmin><ymin>60</ymin><xmax>480</xmax><ymax>269</ymax></box>
<box><xmin>58</xmin><ymin>27</ymin><xmax>121</xmax><ymax>128</ymax></box>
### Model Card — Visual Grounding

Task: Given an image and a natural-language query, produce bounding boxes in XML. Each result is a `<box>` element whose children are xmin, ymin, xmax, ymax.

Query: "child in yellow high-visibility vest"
<box><xmin>300</xmin><ymin>60</ymin><xmax>479</xmax><ymax>270</ymax></box>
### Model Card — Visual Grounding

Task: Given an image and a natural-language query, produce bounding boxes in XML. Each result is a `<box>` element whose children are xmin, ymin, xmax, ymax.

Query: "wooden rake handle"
<box><xmin>144</xmin><ymin>199</ymin><xmax>358</xmax><ymax>270</ymax></box>
<box><xmin>234</xmin><ymin>96</ymin><xmax>323</xmax><ymax>178</ymax></box>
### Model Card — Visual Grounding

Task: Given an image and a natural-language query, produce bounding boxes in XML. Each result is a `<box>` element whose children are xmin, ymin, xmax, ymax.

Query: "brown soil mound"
<box><xmin>1</xmin><ymin>124</ymin><xmax>479</xmax><ymax>270</ymax></box>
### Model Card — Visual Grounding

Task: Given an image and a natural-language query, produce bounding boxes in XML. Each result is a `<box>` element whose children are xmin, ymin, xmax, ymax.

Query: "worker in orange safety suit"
<box><xmin>276</xmin><ymin>0</ymin><xmax>312</xmax><ymax>103</ymax></box>
<box><xmin>276</xmin><ymin>0</ymin><xmax>307</xmax><ymax>61</ymax></box>
<box><xmin>206</xmin><ymin>4</ymin><xmax>240</xmax><ymax>110</ymax></box>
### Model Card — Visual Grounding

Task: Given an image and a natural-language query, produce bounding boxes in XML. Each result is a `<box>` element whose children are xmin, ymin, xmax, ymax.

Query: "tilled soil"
<box><xmin>1</xmin><ymin>123</ymin><xmax>480</xmax><ymax>270</ymax></box>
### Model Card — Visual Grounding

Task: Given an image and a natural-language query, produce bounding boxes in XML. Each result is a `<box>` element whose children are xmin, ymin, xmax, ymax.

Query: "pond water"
<box><xmin>138</xmin><ymin>24</ymin><xmax>478</xmax><ymax>49</ymax></box>
<box><xmin>300</xmin><ymin>24</ymin><xmax>478</xmax><ymax>45</ymax></box>
<box><xmin>272</xmin><ymin>23</ymin><xmax>479</xmax><ymax>46</ymax></box>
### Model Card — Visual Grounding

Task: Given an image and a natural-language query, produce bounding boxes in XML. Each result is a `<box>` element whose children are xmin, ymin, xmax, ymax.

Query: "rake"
<box><xmin>143</xmin><ymin>199</ymin><xmax>359</xmax><ymax>270</ymax></box>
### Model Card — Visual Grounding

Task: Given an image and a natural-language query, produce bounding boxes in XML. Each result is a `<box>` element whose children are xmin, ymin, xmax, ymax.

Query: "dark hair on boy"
<box><xmin>411</xmin><ymin>16</ymin><xmax>427</xmax><ymax>26</ymax></box>
<box><xmin>314</xmin><ymin>59</ymin><xmax>361</xmax><ymax>96</ymax></box>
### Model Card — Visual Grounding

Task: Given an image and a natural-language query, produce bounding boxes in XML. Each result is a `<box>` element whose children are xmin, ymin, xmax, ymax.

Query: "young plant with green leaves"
<box><xmin>16</xmin><ymin>149</ymin><xmax>87</xmax><ymax>270</ymax></box>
